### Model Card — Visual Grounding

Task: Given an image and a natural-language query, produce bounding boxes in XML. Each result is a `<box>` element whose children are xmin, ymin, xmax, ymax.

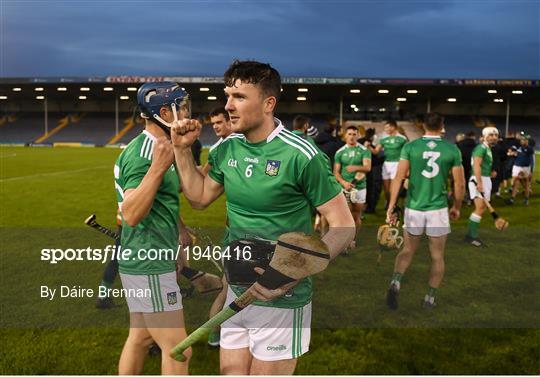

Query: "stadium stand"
<box><xmin>44</xmin><ymin>113</ymin><xmax>115</xmax><ymax>145</ymax></box>
<box><xmin>1</xmin><ymin>112</ymin><xmax>537</xmax><ymax>147</ymax></box>
<box><xmin>0</xmin><ymin>112</ymin><xmax>64</xmax><ymax>144</ymax></box>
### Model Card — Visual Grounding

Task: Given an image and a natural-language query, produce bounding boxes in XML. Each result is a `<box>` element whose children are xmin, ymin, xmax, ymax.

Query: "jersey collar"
<box><xmin>266</xmin><ymin>118</ymin><xmax>284</xmax><ymax>143</ymax></box>
<box><xmin>422</xmin><ymin>135</ymin><xmax>441</xmax><ymax>139</ymax></box>
<box><xmin>143</xmin><ymin>130</ymin><xmax>157</xmax><ymax>141</ymax></box>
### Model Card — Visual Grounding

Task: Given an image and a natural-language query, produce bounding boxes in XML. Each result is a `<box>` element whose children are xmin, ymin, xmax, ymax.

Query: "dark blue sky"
<box><xmin>2</xmin><ymin>0</ymin><xmax>539</xmax><ymax>79</ymax></box>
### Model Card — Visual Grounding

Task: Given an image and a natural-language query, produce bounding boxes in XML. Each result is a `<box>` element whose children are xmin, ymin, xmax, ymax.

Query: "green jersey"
<box><xmin>334</xmin><ymin>143</ymin><xmax>371</xmax><ymax>189</ymax></box>
<box><xmin>400</xmin><ymin>135</ymin><xmax>462</xmax><ymax>211</ymax></box>
<box><xmin>208</xmin><ymin>119</ymin><xmax>342</xmax><ymax>308</ymax></box>
<box><xmin>379</xmin><ymin>134</ymin><xmax>408</xmax><ymax>162</ymax></box>
<box><xmin>471</xmin><ymin>143</ymin><xmax>493</xmax><ymax>177</ymax></box>
<box><xmin>114</xmin><ymin>131</ymin><xmax>180</xmax><ymax>275</ymax></box>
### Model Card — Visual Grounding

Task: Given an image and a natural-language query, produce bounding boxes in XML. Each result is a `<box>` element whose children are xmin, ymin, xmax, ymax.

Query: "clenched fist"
<box><xmin>151</xmin><ymin>136</ymin><xmax>174</xmax><ymax>172</ymax></box>
<box><xmin>171</xmin><ymin>119</ymin><xmax>202</xmax><ymax>149</ymax></box>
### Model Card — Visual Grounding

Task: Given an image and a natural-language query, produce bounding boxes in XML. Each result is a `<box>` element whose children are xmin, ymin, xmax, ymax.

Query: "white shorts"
<box><xmin>119</xmin><ymin>271</ymin><xmax>183</xmax><ymax>313</ymax></box>
<box><xmin>404</xmin><ymin>207</ymin><xmax>450</xmax><ymax>237</ymax></box>
<box><xmin>350</xmin><ymin>188</ymin><xmax>366</xmax><ymax>204</ymax></box>
<box><xmin>382</xmin><ymin>161</ymin><xmax>399</xmax><ymax>180</ymax></box>
<box><xmin>220</xmin><ymin>287</ymin><xmax>311</xmax><ymax>361</ymax></box>
<box><xmin>512</xmin><ymin>166</ymin><xmax>531</xmax><ymax>178</ymax></box>
<box><xmin>468</xmin><ymin>176</ymin><xmax>492</xmax><ymax>201</ymax></box>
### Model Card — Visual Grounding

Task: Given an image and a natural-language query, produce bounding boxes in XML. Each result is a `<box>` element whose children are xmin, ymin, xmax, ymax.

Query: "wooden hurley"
<box><xmin>472</xmin><ymin>181</ymin><xmax>509</xmax><ymax>231</ymax></box>
<box><xmin>170</xmin><ymin>232</ymin><xmax>330</xmax><ymax>361</ymax></box>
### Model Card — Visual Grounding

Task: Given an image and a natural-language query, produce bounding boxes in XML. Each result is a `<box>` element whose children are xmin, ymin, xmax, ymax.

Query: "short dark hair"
<box><xmin>209</xmin><ymin>107</ymin><xmax>229</xmax><ymax>121</ymax></box>
<box><xmin>224</xmin><ymin>60</ymin><xmax>281</xmax><ymax>100</ymax></box>
<box><xmin>293</xmin><ymin>115</ymin><xmax>310</xmax><ymax>130</ymax></box>
<box><xmin>466</xmin><ymin>131</ymin><xmax>475</xmax><ymax>138</ymax></box>
<box><xmin>346</xmin><ymin>125</ymin><xmax>358</xmax><ymax>132</ymax></box>
<box><xmin>385</xmin><ymin>119</ymin><xmax>398</xmax><ymax>128</ymax></box>
<box><xmin>424</xmin><ymin>112</ymin><xmax>444</xmax><ymax>131</ymax></box>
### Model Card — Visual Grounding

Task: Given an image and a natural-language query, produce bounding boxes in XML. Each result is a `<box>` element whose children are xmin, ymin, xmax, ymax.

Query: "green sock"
<box><xmin>468</xmin><ymin>213</ymin><xmax>481</xmax><ymax>238</ymax></box>
<box><xmin>425</xmin><ymin>286</ymin><xmax>438</xmax><ymax>303</ymax></box>
<box><xmin>391</xmin><ymin>272</ymin><xmax>402</xmax><ymax>287</ymax></box>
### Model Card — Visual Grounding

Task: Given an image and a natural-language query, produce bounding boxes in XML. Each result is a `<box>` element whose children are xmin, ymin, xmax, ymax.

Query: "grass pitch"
<box><xmin>0</xmin><ymin>146</ymin><xmax>539</xmax><ymax>374</ymax></box>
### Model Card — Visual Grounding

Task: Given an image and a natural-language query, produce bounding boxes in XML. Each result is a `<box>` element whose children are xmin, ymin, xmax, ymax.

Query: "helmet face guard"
<box><xmin>137</xmin><ymin>82</ymin><xmax>191</xmax><ymax>130</ymax></box>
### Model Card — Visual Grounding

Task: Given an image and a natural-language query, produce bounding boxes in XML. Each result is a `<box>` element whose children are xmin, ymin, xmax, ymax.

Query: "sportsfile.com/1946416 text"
<box><xmin>40</xmin><ymin>245</ymin><xmax>252</xmax><ymax>264</ymax></box>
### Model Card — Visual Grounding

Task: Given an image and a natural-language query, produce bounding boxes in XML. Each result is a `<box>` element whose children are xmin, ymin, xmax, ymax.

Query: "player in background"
<box><xmin>506</xmin><ymin>132</ymin><xmax>534</xmax><ymax>206</ymax></box>
<box><xmin>386</xmin><ymin>112</ymin><xmax>464</xmax><ymax>309</ymax></box>
<box><xmin>465</xmin><ymin>127</ymin><xmax>499</xmax><ymax>247</ymax></box>
<box><xmin>291</xmin><ymin>115</ymin><xmax>317</xmax><ymax>145</ymax></box>
<box><xmin>114</xmin><ymin>82</ymin><xmax>191</xmax><ymax>374</ymax></box>
<box><xmin>333</xmin><ymin>125</ymin><xmax>372</xmax><ymax>249</ymax></box>
<box><xmin>292</xmin><ymin>115</ymin><xmax>330</xmax><ymax>235</ymax></box>
<box><xmin>201</xmin><ymin>107</ymin><xmax>233</xmax><ymax>175</ymax></box>
<box><xmin>368</xmin><ymin>119</ymin><xmax>408</xmax><ymax>207</ymax></box>
<box><xmin>171</xmin><ymin>60</ymin><xmax>355</xmax><ymax>375</ymax></box>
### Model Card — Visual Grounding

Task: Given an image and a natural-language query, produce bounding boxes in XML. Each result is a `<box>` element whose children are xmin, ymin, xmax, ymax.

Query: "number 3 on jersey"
<box><xmin>422</xmin><ymin>151</ymin><xmax>440</xmax><ymax>178</ymax></box>
<box><xmin>245</xmin><ymin>164</ymin><xmax>253</xmax><ymax>178</ymax></box>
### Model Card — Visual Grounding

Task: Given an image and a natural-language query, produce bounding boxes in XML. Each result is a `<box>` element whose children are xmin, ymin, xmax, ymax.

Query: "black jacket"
<box><xmin>457</xmin><ymin>138</ymin><xmax>476</xmax><ymax>167</ymax></box>
<box><xmin>315</xmin><ymin>131</ymin><xmax>344</xmax><ymax>167</ymax></box>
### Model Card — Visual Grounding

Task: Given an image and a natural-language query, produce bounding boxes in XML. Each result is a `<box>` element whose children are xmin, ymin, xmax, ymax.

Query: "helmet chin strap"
<box><xmin>152</xmin><ymin>104</ymin><xmax>180</xmax><ymax>137</ymax></box>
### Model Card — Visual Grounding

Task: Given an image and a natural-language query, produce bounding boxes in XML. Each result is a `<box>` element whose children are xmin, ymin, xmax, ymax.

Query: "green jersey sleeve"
<box><xmin>208</xmin><ymin>147</ymin><xmax>224</xmax><ymax>184</ymax></box>
<box><xmin>121</xmin><ymin>155</ymin><xmax>151</xmax><ymax>191</ymax></box>
<box><xmin>300</xmin><ymin>154</ymin><xmax>342</xmax><ymax>207</ymax></box>
<box><xmin>363</xmin><ymin>147</ymin><xmax>372</xmax><ymax>160</ymax></box>
<box><xmin>400</xmin><ymin>142</ymin><xmax>411</xmax><ymax>161</ymax></box>
<box><xmin>334</xmin><ymin>149</ymin><xmax>344</xmax><ymax>165</ymax></box>
<box><xmin>207</xmin><ymin>145</ymin><xmax>217</xmax><ymax>168</ymax></box>
<box><xmin>472</xmin><ymin>144</ymin><xmax>486</xmax><ymax>159</ymax></box>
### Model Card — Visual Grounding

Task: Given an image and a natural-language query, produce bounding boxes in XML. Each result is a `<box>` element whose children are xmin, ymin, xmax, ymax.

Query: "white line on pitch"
<box><xmin>0</xmin><ymin>166</ymin><xmax>110</xmax><ymax>182</ymax></box>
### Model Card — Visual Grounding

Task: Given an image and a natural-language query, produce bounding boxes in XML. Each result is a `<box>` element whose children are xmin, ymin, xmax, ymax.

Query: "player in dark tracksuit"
<box><xmin>506</xmin><ymin>132</ymin><xmax>534</xmax><ymax>206</ymax></box>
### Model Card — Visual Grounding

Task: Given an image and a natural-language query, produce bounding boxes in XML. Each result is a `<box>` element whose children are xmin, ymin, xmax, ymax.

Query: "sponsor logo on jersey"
<box><xmin>167</xmin><ymin>292</ymin><xmax>177</xmax><ymax>305</ymax></box>
<box><xmin>267</xmin><ymin>344</ymin><xmax>287</xmax><ymax>351</ymax></box>
<box><xmin>244</xmin><ymin>157</ymin><xmax>259</xmax><ymax>164</ymax></box>
<box><xmin>265</xmin><ymin>160</ymin><xmax>281</xmax><ymax>176</ymax></box>
<box><xmin>427</xmin><ymin>141</ymin><xmax>437</xmax><ymax>149</ymax></box>
<box><xmin>228</xmin><ymin>159</ymin><xmax>238</xmax><ymax>168</ymax></box>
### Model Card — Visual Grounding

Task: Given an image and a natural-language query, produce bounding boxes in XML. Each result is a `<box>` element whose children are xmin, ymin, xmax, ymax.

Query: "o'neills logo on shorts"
<box><xmin>267</xmin><ymin>345</ymin><xmax>287</xmax><ymax>351</ymax></box>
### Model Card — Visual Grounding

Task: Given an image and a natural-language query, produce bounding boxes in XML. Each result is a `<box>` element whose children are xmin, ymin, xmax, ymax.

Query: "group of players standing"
<box><xmin>111</xmin><ymin>60</ymin><xmax>354</xmax><ymax>375</ymax></box>
<box><xmin>102</xmin><ymin>59</ymin><xmax>535</xmax><ymax>375</ymax></box>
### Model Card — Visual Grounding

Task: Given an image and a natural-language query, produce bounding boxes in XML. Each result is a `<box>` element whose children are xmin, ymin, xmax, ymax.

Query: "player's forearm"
<box><xmin>322</xmin><ymin>217</ymin><xmax>355</xmax><ymax>260</ymax></box>
<box><xmin>334</xmin><ymin>173</ymin><xmax>347</xmax><ymax>186</ymax></box>
<box><xmin>473</xmin><ymin>159</ymin><xmax>482</xmax><ymax>180</ymax></box>
<box><xmin>174</xmin><ymin>147</ymin><xmax>206</xmax><ymax>205</ymax></box>
<box><xmin>121</xmin><ymin>166</ymin><xmax>166</xmax><ymax>226</ymax></box>
<box><xmin>352</xmin><ymin>165</ymin><xmax>371</xmax><ymax>173</ymax></box>
<box><xmin>453</xmin><ymin>182</ymin><xmax>464</xmax><ymax>210</ymax></box>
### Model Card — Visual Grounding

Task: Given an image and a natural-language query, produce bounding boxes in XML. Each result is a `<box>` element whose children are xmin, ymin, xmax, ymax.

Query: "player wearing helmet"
<box><xmin>465</xmin><ymin>126</ymin><xmax>499</xmax><ymax>247</ymax></box>
<box><xmin>114</xmin><ymin>81</ymin><xmax>191</xmax><ymax>374</ymax></box>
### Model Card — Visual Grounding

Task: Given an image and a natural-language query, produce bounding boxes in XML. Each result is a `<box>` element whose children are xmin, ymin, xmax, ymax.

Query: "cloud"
<box><xmin>2</xmin><ymin>0</ymin><xmax>538</xmax><ymax>78</ymax></box>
